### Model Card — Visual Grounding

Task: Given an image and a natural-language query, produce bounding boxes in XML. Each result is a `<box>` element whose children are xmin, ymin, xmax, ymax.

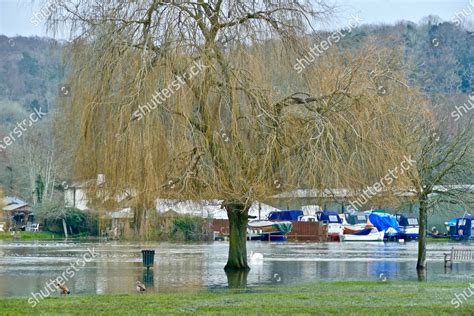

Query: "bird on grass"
<box><xmin>56</xmin><ymin>283</ymin><xmax>70</xmax><ymax>295</ymax></box>
<box><xmin>379</xmin><ymin>273</ymin><xmax>388</xmax><ymax>283</ymax></box>
<box><xmin>136</xmin><ymin>280</ymin><xmax>146</xmax><ymax>293</ymax></box>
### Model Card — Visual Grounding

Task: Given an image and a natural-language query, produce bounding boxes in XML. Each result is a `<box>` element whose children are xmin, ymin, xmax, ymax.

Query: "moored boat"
<box><xmin>450</xmin><ymin>216</ymin><xmax>474</xmax><ymax>240</ymax></box>
<box><xmin>247</xmin><ymin>220</ymin><xmax>293</xmax><ymax>241</ymax></box>
<box><xmin>396</xmin><ymin>214</ymin><xmax>419</xmax><ymax>240</ymax></box>
<box><xmin>368</xmin><ymin>211</ymin><xmax>401</xmax><ymax>241</ymax></box>
<box><xmin>340</xmin><ymin>227</ymin><xmax>385</xmax><ymax>242</ymax></box>
<box><xmin>316</xmin><ymin>211</ymin><xmax>343</xmax><ymax>241</ymax></box>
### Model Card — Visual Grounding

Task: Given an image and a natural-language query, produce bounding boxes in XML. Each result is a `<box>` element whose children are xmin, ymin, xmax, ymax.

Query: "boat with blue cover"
<box><xmin>247</xmin><ymin>220</ymin><xmax>293</xmax><ymax>241</ymax></box>
<box><xmin>340</xmin><ymin>227</ymin><xmax>384</xmax><ymax>241</ymax></box>
<box><xmin>396</xmin><ymin>214</ymin><xmax>419</xmax><ymax>240</ymax></box>
<box><xmin>449</xmin><ymin>215</ymin><xmax>474</xmax><ymax>240</ymax></box>
<box><xmin>368</xmin><ymin>211</ymin><xmax>401</xmax><ymax>240</ymax></box>
<box><xmin>316</xmin><ymin>211</ymin><xmax>343</xmax><ymax>240</ymax></box>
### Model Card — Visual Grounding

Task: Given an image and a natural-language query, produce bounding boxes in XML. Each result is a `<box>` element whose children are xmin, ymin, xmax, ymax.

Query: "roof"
<box><xmin>272</xmin><ymin>185</ymin><xmax>474</xmax><ymax>199</ymax></box>
<box><xmin>2</xmin><ymin>196</ymin><xmax>29</xmax><ymax>212</ymax></box>
<box><xmin>155</xmin><ymin>199</ymin><xmax>281</xmax><ymax>220</ymax></box>
<box><xmin>105</xmin><ymin>208</ymin><xmax>134</xmax><ymax>219</ymax></box>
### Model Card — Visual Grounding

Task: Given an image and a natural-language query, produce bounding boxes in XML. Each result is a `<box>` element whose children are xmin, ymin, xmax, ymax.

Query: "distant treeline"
<box><xmin>0</xmin><ymin>18</ymin><xmax>471</xmax><ymax>117</ymax></box>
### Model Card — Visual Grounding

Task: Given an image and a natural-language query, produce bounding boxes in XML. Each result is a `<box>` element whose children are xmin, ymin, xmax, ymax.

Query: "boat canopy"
<box><xmin>273</xmin><ymin>221</ymin><xmax>293</xmax><ymax>234</ymax></box>
<box><xmin>455</xmin><ymin>216</ymin><xmax>473</xmax><ymax>238</ymax></box>
<box><xmin>396</xmin><ymin>214</ymin><xmax>419</xmax><ymax>226</ymax></box>
<box><xmin>268</xmin><ymin>210</ymin><xmax>303</xmax><ymax>221</ymax></box>
<box><xmin>447</xmin><ymin>218</ymin><xmax>458</xmax><ymax>226</ymax></box>
<box><xmin>368</xmin><ymin>212</ymin><xmax>401</xmax><ymax>233</ymax></box>
<box><xmin>345</xmin><ymin>213</ymin><xmax>367</xmax><ymax>225</ymax></box>
<box><xmin>317</xmin><ymin>211</ymin><xmax>342</xmax><ymax>224</ymax></box>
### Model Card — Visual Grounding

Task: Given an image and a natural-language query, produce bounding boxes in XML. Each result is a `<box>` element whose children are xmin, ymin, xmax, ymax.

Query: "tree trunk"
<box><xmin>133</xmin><ymin>208</ymin><xmax>144</xmax><ymax>236</ymax></box>
<box><xmin>417</xmin><ymin>200</ymin><xmax>427</xmax><ymax>271</ymax></box>
<box><xmin>224</xmin><ymin>203</ymin><xmax>250</xmax><ymax>272</ymax></box>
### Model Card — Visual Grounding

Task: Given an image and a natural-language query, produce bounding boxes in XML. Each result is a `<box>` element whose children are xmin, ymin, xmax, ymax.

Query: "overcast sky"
<box><xmin>0</xmin><ymin>0</ymin><xmax>473</xmax><ymax>38</ymax></box>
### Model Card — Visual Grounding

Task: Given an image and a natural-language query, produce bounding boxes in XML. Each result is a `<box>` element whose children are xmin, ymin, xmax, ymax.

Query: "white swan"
<box><xmin>249</xmin><ymin>251</ymin><xmax>264</xmax><ymax>262</ymax></box>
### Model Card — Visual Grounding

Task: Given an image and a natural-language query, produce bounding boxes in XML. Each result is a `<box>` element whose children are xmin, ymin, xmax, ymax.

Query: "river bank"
<box><xmin>1</xmin><ymin>281</ymin><xmax>473</xmax><ymax>315</ymax></box>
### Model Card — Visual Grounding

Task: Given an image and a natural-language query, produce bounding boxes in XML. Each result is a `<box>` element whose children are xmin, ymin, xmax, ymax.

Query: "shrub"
<box><xmin>169</xmin><ymin>215</ymin><xmax>211</xmax><ymax>241</ymax></box>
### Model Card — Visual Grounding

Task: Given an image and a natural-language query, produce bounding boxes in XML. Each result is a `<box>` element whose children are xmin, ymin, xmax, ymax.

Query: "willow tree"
<box><xmin>50</xmin><ymin>1</ymin><xmax>425</xmax><ymax>271</ymax></box>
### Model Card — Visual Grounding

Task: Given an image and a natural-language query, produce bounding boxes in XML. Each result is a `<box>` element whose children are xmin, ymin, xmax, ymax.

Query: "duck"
<box><xmin>249</xmin><ymin>251</ymin><xmax>264</xmax><ymax>262</ymax></box>
<box><xmin>56</xmin><ymin>283</ymin><xmax>70</xmax><ymax>295</ymax></box>
<box><xmin>136</xmin><ymin>280</ymin><xmax>146</xmax><ymax>293</ymax></box>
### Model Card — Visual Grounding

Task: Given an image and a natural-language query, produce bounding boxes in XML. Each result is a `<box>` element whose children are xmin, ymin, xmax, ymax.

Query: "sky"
<box><xmin>0</xmin><ymin>0</ymin><xmax>473</xmax><ymax>38</ymax></box>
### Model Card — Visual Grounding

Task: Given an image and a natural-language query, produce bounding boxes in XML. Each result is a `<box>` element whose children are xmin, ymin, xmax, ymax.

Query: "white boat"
<box><xmin>340</xmin><ymin>228</ymin><xmax>385</xmax><ymax>242</ymax></box>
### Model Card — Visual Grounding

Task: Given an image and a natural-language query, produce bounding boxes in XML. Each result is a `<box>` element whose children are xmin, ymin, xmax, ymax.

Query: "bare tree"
<box><xmin>49</xmin><ymin>1</ymin><xmax>428</xmax><ymax>271</ymax></box>
<box><xmin>10</xmin><ymin>124</ymin><xmax>60</xmax><ymax>204</ymax></box>
<box><xmin>403</xmin><ymin>113</ymin><xmax>473</xmax><ymax>272</ymax></box>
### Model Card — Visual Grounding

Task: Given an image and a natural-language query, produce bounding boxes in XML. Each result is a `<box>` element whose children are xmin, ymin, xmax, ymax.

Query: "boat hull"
<box><xmin>259</xmin><ymin>232</ymin><xmax>287</xmax><ymax>241</ymax></box>
<box><xmin>399</xmin><ymin>227</ymin><xmax>419</xmax><ymax>240</ymax></box>
<box><xmin>247</xmin><ymin>220</ymin><xmax>292</xmax><ymax>241</ymax></box>
<box><xmin>341</xmin><ymin>230</ymin><xmax>385</xmax><ymax>242</ymax></box>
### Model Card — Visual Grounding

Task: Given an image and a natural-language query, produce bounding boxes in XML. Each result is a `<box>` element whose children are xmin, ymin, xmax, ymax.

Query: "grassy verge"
<box><xmin>1</xmin><ymin>281</ymin><xmax>472</xmax><ymax>315</ymax></box>
<box><xmin>0</xmin><ymin>231</ymin><xmax>62</xmax><ymax>240</ymax></box>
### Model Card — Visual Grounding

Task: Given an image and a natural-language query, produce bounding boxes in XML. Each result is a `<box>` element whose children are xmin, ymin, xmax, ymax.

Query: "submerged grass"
<box><xmin>1</xmin><ymin>281</ymin><xmax>473</xmax><ymax>315</ymax></box>
<box><xmin>0</xmin><ymin>231</ymin><xmax>62</xmax><ymax>240</ymax></box>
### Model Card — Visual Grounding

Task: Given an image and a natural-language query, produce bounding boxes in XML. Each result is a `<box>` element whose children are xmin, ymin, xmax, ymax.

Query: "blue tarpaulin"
<box><xmin>369</xmin><ymin>212</ymin><xmax>401</xmax><ymax>233</ymax></box>
<box><xmin>447</xmin><ymin>218</ymin><xmax>458</xmax><ymax>226</ymax></box>
<box><xmin>396</xmin><ymin>214</ymin><xmax>418</xmax><ymax>227</ymax></box>
<box><xmin>317</xmin><ymin>211</ymin><xmax>342</xmax><ymax>224</ymax></box>
<box><xmin>354</xmin><ymin>228</ymin><xmax>372</xmax><ymax>235</ymax></box>
<box><xmin>268</xmin><ymin>210</ymin><xmax>303</xmax><ymax>221</ymax></box>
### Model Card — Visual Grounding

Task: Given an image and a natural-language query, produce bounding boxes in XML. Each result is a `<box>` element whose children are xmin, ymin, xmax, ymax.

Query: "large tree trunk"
<box><xmin>417</xmin><ymin>200</ymin><xmax>428</xmax><ymax>271</ymax></box>
<box><xmin>224</xmin><ymin>203</ymin><xmax>250</xmax><ymax>272</ymax></box>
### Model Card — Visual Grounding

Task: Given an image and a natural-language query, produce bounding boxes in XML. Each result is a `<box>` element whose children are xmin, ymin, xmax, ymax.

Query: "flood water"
<box><xmin>0</xmin><ymin>240</ymin><xmax>472</xmax><ymax>297</ymax></box>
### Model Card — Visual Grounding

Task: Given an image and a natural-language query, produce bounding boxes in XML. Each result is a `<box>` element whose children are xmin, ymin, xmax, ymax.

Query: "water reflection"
<box><xmin>0</xmin><ymin>240</ymin><xmax>472</xmax><ymax>297</ymax></box>
<box><xmin>417</xmin><ymin>268</ymin><xmax>427</xmax><ymax>282</ymax></box>
<box><xmin>226</xmin><ymin>271</ymin><xmax>248</xmax><ymax>288</ymax></box>
<box><xmin>142</xmin><ymin>270</ymin><xmax>154</xmax><ymax>289</ymax></box>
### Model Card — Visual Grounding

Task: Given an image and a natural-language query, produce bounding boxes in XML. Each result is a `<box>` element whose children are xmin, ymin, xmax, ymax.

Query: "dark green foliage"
<box><xmin>63</xmin><ymin>208</ymin><xmax>98</xmax><ymax>235</ymax></box>
<box><xmin>33</xmin><ymin>201</ymin><xmax>98</xmax><ymax>236</ymax></box>
<box><xmin>170</xmin><ymin>216</ymin><xmax>211</xmax><ymax>241</ymax></box>
<box><xmin>17</xmin><ymin>52</ymin><xmax>39</xmax><ymax>75</ymax></box>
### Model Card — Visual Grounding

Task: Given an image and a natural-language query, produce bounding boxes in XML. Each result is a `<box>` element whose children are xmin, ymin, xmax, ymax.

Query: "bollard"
<box><xmin>141</xmin><ymin>250</ymin><xmax>155</xmax><ymax>270</ymax></box>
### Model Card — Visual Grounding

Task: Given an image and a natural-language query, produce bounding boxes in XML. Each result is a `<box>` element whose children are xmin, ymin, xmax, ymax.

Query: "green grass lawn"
<box><xmin>1</xmin><ymin>281</ymin><xmax>473</xmax><ymax>315</ymax></box>
<box><xmin>0</xmin><ymin>231</ymin><xmax>62</xmax><ymax>240</ymax></box>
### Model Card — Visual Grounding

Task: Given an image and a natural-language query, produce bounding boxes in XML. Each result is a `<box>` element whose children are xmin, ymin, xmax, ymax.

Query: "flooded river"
<box><xmin>0</xmin><ymin>240</ymin><xmax>472</xmax><ymax>297</ymax></box>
